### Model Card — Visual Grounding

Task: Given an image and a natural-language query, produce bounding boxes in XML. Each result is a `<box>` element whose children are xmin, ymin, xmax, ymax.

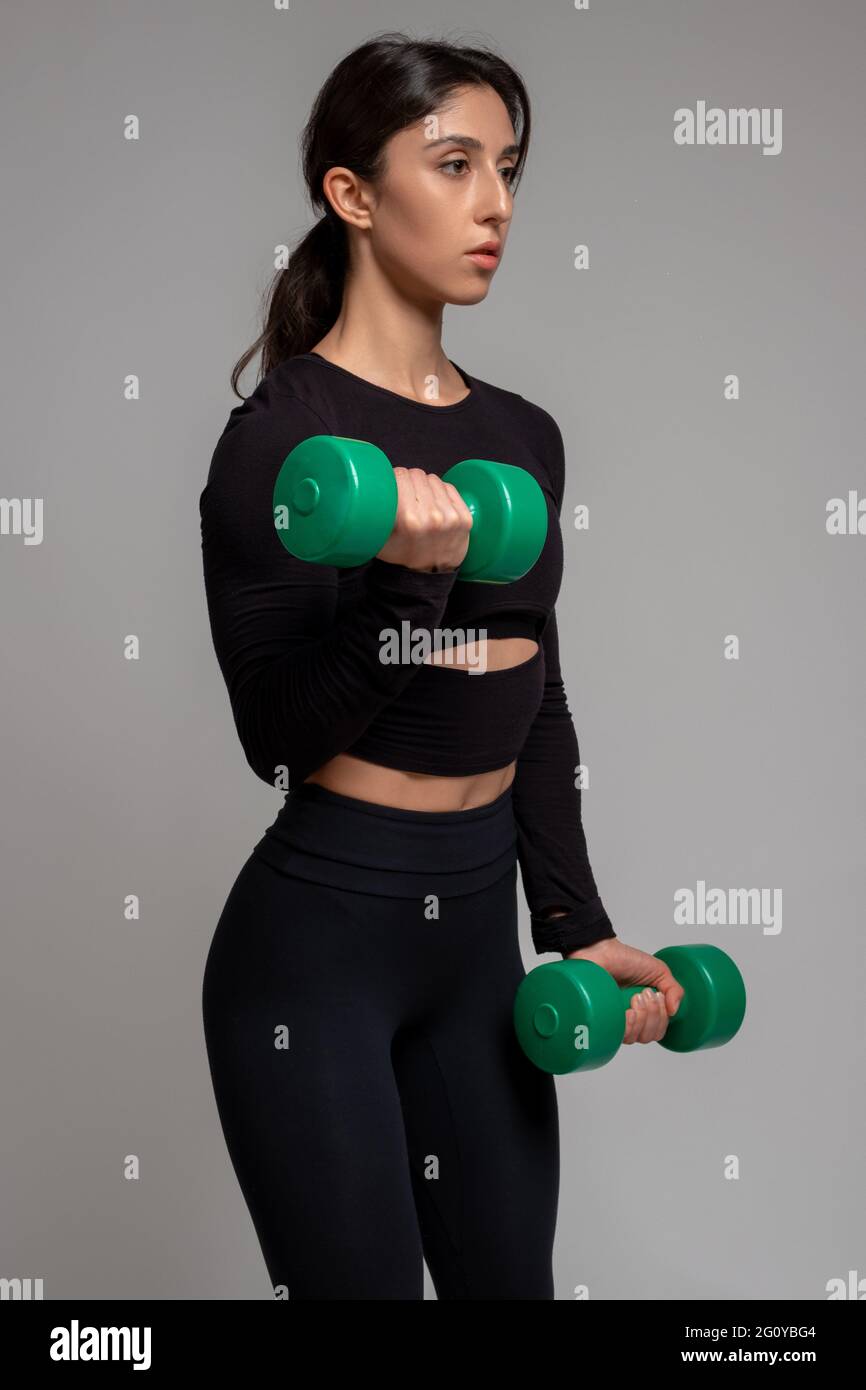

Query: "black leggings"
<box><xmin>201</xmin><ymin>781</ymin><xmax>559</xmax><ymax>1300</ymax></box>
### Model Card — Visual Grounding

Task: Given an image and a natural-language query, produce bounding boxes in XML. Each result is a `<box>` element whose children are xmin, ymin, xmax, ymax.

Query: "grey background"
<box><xmin>2</xmin><ymin>0</ymin><xmax>863</xmax><ymax>1300</ymax></box>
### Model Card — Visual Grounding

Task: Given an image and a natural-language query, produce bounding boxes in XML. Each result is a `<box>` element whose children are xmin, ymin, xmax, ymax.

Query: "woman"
<box><xmin>199</xmin><ymin>32</ymin><xmax>683</xmax><ymax>1301</ymax></box>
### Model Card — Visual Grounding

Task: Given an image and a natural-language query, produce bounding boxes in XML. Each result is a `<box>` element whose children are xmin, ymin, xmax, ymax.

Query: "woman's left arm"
<box><xmin>511</xmin><ymin>611</ymin><xmax>684</xmax><ymax>1040</ymax></box>
<box><xmin>512</xmin><ymin>403</ymin><xmax>684</xmax><ymax>1038</ymax></box>
<box><xmin>511</xmin><ymin>607</ymin><xmax>617</xmax><ymax>956</ymax></box>
<box><xmin>512</xmin><ymin>401</ymin><xmax>616</xmax><ymax>955</ymax></box>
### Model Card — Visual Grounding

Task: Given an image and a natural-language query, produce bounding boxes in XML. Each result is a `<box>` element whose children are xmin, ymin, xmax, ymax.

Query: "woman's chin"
<box><xmin>447</xmin><ymin>281</ymin><xmax>494</xmax><ymax>307</ymax></box>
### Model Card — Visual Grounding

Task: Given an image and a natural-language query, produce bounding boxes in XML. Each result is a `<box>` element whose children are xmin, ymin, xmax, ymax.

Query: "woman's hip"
<box><xmin>201</xmin><ymin>832</ymin><xmax>522</xmax><ymax>1028</ymax></box>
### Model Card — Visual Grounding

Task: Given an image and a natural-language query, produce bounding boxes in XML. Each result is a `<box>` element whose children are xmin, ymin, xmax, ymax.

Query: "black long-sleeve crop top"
<box><xmin>198</xmin><ymin>350</ymin><xmax>616</xmax><ymax>955</ymax></box>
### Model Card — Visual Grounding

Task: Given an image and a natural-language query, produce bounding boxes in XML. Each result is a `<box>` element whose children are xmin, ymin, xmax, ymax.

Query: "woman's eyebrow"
<box><xmin>424</xmin><ymin>133</ymin><xmax>520</xmax><ymax>158</ymax></box>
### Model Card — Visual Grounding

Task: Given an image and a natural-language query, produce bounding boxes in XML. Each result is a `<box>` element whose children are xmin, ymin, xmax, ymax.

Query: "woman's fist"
<box><xmin>375</xmin><ymin>467</ymin><xmax>474</xmax><ymax>574</ymax></box>
<box><xmin>565</xmin><ymin>937</ymin><xmax>686</xmax><ymax>1045</ymax></box>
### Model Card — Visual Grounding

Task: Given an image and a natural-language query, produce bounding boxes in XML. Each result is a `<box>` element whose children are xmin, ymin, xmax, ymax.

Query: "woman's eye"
<box><xmin>440</xmin><ymin>158</ymin><xmax>517</xmax><ymax>185</ymax></box>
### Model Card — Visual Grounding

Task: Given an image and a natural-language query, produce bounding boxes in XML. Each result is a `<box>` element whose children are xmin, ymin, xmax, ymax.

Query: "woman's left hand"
<box><xmin>564</xmin><ymin>937</ymin><xmax>686</xmax><ymax>1045</ymax></box>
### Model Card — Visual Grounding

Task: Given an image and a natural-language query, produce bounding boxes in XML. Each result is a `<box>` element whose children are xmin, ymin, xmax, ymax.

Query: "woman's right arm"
<box><xmin>199</xmin><ymin>389</ymin><xmax>467</xmax><ymax>788</ymax></box>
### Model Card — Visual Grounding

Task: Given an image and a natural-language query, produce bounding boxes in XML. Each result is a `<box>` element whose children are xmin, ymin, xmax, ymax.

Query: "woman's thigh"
<box><xmin>201</xmin><ymin>852</ymin><xmax>425</xmax><ymax>1300</ymax></box>
<box><xmin>391</xmin><ymin>870</ymin><xmax>560</xmax><ymax>1299</ymax></box>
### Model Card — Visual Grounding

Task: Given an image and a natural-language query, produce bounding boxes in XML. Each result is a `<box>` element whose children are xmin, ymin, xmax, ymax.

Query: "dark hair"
<box><xmin>230</xmin><ymin>31</ymin><xmax>531</xmax><ymax>398</ymax></box>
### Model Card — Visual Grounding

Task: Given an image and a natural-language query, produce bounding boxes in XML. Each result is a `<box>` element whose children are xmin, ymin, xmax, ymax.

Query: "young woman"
<box><xmin>199</xmin><ymin>32</ymin><xmax>683</xmax><ymax>1301</ymax></box>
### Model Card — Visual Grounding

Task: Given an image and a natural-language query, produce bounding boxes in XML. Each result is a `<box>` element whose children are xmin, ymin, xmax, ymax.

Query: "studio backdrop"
<box><xmin>1</xmin><ymin>0</ymin><xmax>863</xmax><ymax>1301</ymax></box>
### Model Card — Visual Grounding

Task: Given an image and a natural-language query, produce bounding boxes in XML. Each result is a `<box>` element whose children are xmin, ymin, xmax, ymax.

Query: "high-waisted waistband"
<box><xmin>251</xmin><ymin>780</ymin><xmax>518</xmax><ymax>898</ymax></box>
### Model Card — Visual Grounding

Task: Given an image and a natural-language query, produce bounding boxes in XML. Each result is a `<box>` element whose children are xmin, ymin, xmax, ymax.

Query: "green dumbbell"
<box><xmin>272</xmin><ymin>433</ymin><xmax>548</xmax><ymax>583</ymax></box>
<box><xmin>513</xmin><ymin>944</ymin><xmax>747</xmax><ymax>1075</ymax></box>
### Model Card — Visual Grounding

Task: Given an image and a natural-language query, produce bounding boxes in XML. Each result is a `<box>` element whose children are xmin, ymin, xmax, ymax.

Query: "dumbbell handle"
<box><xmin>619</xmin><ymin>983</ymin><xmax>692</xmax><ymax>1023</ymax></box>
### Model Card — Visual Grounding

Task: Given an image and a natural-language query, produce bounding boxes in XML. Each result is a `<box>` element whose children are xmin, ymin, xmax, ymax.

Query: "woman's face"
<box><xmin>344</xmin><ymin>83</ymin><xmax>518</xmax><ymax>307</ymax></box>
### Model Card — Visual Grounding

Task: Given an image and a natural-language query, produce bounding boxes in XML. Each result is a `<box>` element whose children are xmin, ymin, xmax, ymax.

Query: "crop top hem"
<box><xmin>336</xmin><ymin>744</ymin><xmax>523</xmax><ymax>779</ymax></box>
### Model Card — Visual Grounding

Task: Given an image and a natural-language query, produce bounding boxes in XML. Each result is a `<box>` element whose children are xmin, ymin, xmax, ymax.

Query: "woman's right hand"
<box><xmin>375</xmin><ymin>467</ymin><xmax>473</xmax><ymax>574</ymax></box>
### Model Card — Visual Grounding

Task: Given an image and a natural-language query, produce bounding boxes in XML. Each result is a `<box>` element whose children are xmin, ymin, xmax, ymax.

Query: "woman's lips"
<box><xmin>466</xmin><ymin>251</ymin><xmax>499</xmax><ymax>269</ymax></box>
